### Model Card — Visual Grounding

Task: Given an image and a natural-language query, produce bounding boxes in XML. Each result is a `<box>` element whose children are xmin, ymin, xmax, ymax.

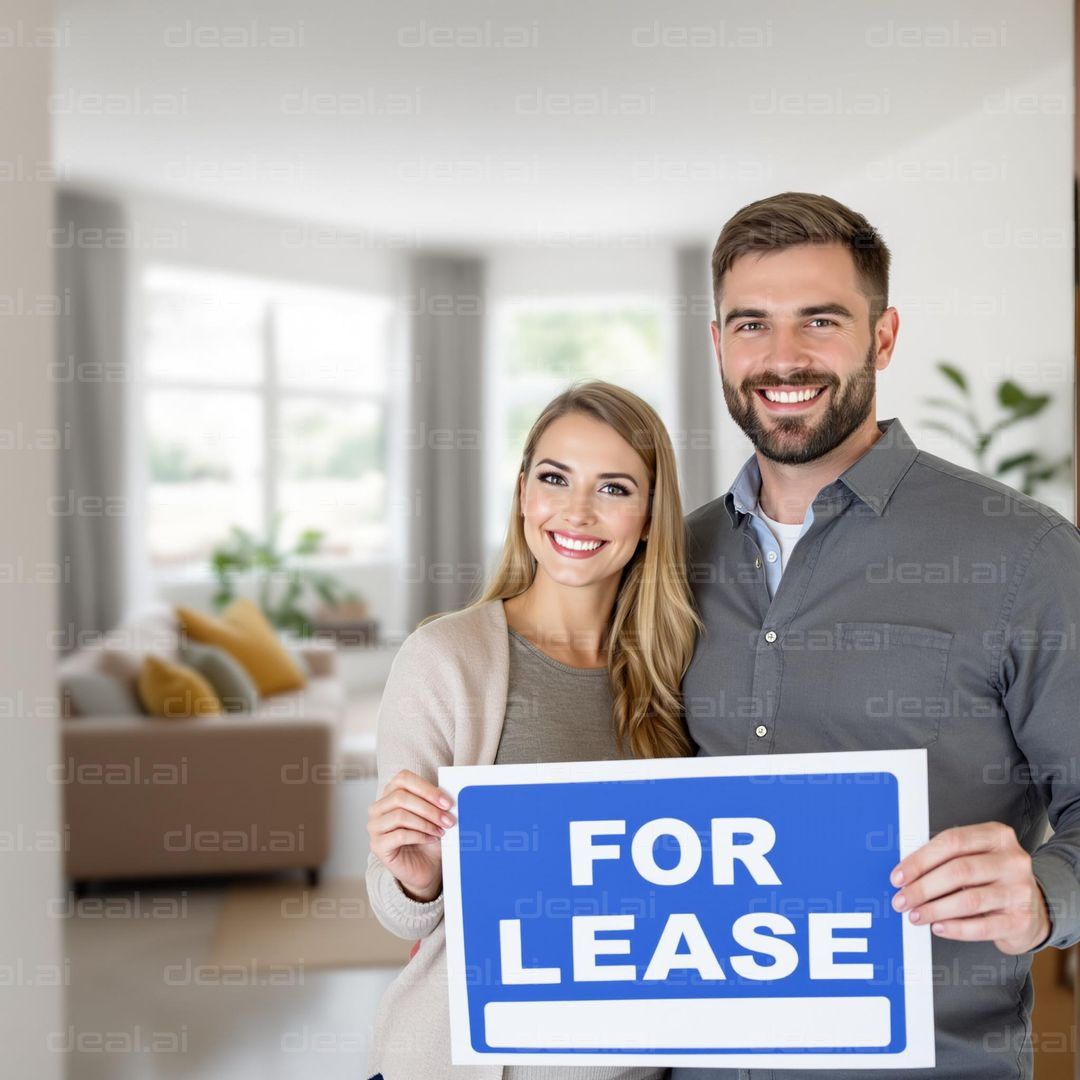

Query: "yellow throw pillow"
<box><xmin>174</xmin><ymin>598</ymin><xmax>307</xmax><ymax>696</ymax></box>
<box><xmin>137</xmin><ymin>655</ymin><xmax>222</xmax><ymax>719</ymax></box>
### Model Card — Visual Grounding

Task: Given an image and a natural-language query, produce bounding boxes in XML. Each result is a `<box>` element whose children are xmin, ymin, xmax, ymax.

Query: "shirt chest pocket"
<box><xmin>788</xmin><ymin>621</ymin><xmax>953</xmax><ymax>749</ymax></box>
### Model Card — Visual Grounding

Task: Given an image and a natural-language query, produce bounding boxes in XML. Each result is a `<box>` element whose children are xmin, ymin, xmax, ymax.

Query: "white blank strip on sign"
<box><xmin>485</xmin><ymin>996</ymin><xmax>891</xmax><ymax>1049</ymax></box>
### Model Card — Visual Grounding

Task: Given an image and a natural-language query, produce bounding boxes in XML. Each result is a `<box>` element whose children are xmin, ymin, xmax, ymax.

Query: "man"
<box><xmin>677</xmin><ymin>191</ymin><xmax>1080</xmax><ymax>1079</ymax></box>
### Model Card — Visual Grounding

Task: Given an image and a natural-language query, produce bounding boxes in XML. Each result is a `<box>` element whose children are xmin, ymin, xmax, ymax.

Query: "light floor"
<box><xmin>65</xmin><ymin>776</ymin><xmax>397</xmax><ymax>1080</ymax></box>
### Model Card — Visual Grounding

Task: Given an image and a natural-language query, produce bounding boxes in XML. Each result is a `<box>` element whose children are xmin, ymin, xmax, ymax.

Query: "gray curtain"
<box><xmin>405</xmin><ymin>255</ymin><xmax>485</xmax><ymax>629</ymax></box>
<box><xmin>55</xmin><ymin>191</ymin><xmax>129</xmax><ymax>650</ymax></box>
<box><xmin>675</xmin><ymin>246</ymin><xmax>716</xmax><ymax>512</ymax></box>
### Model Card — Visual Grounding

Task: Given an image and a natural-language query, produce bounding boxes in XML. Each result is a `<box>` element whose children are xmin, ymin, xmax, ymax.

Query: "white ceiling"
<box><xmin>54</xmin><ymin>0</ymin><xmax>1066</xmax><ymax>245</ymax></box>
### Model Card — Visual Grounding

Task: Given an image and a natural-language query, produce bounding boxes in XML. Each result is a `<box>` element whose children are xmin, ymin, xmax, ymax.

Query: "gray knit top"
<box><xmin>498</xmin><ymin>629</ymin><xmax>665</xmax><ymax>1080</ymax></box>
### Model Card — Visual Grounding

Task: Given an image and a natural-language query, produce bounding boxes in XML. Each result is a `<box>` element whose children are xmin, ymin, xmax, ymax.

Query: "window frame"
<box><xmin>140</xmin><ymin>263</ymin><xmax>404</xmax><ymax>582</ymax></box>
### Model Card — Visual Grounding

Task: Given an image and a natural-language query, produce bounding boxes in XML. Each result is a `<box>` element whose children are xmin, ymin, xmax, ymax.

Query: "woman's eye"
<box><xmin>537</xmin><ymin>471</ymin><xmax>567</xmax><ymax>486</ymax></box>
<box><xmin>599</xmin><ymin>482</ymin><xmax>629</xmax><ymax>496</ymax></box>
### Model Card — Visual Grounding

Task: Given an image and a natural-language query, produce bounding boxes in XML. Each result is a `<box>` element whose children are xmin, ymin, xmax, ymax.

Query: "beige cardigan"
<box><xmin>366</xmin><ymin>598</ymin><xmax>509</xmax><ymax>1080</ymax></box>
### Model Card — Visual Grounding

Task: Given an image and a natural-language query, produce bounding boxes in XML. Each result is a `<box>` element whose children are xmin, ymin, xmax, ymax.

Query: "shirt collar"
<box><xmin>727</xmin><ymin>454</ymin><xmax>764</xmax><ymax>520</ymax></box>
<box><xmin>723</xmin><ymin>418</ymin><xmax>919</xmax><ymax>526</ymax></box>
<box><xmin>836</xmin><ymin>418</ymin><xmax>919</xmax><ymax>515</ymax></box>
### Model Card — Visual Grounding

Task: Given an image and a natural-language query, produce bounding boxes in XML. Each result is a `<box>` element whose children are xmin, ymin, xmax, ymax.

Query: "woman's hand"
<box><xmin>368</xmin><ymin>769</ymin><xmax>456</xmax><ymax>902</ymax></box>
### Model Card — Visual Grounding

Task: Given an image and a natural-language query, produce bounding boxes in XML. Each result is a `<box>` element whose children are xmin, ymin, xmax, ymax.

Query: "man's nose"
<box><xmin>768</xmin><ymin>324</ymin><xmax>811</xmax><ymax>375</ymax></box>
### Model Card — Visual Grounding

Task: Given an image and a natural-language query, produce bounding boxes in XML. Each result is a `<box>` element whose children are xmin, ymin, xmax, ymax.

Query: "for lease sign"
<box><xmin>440</xmin><ymin>749</ymin><xmax>934</xmax><ymax>1069</ymax></box>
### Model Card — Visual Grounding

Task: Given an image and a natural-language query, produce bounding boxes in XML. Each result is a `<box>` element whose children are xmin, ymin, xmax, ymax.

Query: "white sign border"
<box><xmin>440</xmin><ymin>748</ymin><xmax>934</xmax><ymax>1070</ymax></box>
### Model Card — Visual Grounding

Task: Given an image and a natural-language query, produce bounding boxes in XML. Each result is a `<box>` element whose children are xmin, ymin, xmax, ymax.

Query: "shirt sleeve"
<box><xmin>997</xmin><ymin>520</ymin><xmax>1080</xmax><ymax>951</ymax></box>
<box><xmin>365</xmin><ymin>628</ymin><xmax>456</xmax><ymax>941</ymax></box>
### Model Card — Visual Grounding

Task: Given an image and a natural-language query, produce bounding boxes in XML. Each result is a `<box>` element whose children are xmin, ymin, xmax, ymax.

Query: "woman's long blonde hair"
<box><xmin>468</xmin><ymin>379</ymin><xmax>702</xmax><ymax>759</ymax></box>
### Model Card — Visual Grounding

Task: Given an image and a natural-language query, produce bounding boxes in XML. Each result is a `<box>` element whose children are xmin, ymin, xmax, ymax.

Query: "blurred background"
<box><xmin>3</xmin><ymin>0</ymin><xmax>1077</xmax><ymax>1077</ymax></box>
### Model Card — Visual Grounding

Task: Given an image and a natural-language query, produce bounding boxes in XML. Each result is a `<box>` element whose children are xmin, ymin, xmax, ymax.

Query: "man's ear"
<box><xmin>711</xmin><ymin>320</ymin><xmax>722</xmax><ymax>372</ymax></box>
<box><xmin>874</xmin><ymin>307</ymin><xmax>900</xmax><ymax>372</ymax></box>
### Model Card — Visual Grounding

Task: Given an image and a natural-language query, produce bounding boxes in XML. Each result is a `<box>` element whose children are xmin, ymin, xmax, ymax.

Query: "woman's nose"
<box><xmin>563</xmin><ymin>489</ymin><xmax>596</xmax><ymax>525</ymax></box>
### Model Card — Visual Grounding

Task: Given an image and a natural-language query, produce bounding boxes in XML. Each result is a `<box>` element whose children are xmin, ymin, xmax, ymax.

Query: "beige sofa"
<box><xmin>58</xmin><ymin>604</ymin><xmax>343</xmax><ymax>889</ymax></box>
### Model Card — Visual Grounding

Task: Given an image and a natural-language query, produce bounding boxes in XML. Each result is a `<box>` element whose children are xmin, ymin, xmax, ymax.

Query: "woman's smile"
<box><xmin>546</xmin><ymin>529</ymin><xmax>610</xmax><ymax>559</ymax></box>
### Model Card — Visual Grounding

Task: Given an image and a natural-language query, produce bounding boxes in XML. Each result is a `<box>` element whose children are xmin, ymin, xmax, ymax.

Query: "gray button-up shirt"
<box><xmin>677</xmin><ymin>418</ymin><xmax>1080</xmax><ymax>1080</ymax></box>
<box><xmin>729</xmin><ymin>454</ymin><xmax>814</xmax><ymax>597</ymax></box>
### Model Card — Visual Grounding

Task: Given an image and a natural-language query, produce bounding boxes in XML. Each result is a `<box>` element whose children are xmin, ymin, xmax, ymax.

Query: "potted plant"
<box><xmin>209</xmin><ymin>513</ymin><xmax>363</xmax><ymax>637</ymax></box>
<box><xmin>922</xmin><ymin>362</ymin><xmax>1072</xmax><ymax>498</ymax></box>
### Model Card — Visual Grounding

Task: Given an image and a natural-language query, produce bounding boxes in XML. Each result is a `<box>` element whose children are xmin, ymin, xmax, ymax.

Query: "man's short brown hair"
<box><xmin>711</xmin><ymin>192</ymin><xmax>891</xmax><ymax>327</ymax></box>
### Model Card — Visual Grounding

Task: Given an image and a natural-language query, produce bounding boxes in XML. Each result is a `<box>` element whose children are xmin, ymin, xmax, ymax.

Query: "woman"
<box><xmin>366</xmin><ymin>380</ymin><xmax>701</xmax><ymax>1080</ymax></box>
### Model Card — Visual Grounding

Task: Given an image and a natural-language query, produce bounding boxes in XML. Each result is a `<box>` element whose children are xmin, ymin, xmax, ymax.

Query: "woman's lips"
<box><xmin>546</xmin><ymin>530</ymin><xmax>610</xmax><ymax>559</ymax></box>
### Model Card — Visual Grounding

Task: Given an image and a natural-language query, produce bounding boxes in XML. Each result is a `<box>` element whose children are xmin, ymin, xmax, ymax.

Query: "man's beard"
<box><xmin>722</xmin><ymin>346</ymin><xmax>877</xmax><ymax>465</ymax></box>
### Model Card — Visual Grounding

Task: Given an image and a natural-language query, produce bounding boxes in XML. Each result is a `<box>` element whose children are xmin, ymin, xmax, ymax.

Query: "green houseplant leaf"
<box><xmin>995</xmin><ymin>452</ymin><xmax>1038</xmax><ymax>475</ymax></box>
<box><xmin>206</xmin><ymin>518</ymin><xmax>362</xmax><ymax>635</ymax></box>
<box><xmin>937</xmin><ymin>362</ymin><xmax>968</xmax><ymax>393</ymax></box>
<box><xmin>925</xmin><ymin>362</ymin><xmax>1070</xmax><ymax>503</ymax></box>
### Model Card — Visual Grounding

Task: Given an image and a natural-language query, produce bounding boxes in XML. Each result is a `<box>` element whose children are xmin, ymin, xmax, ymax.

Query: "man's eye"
<box><xmin>808</xmin><ymin>318</ymin><xmax>836</xmax><ymax>327</ymax></box>
<box><xmin>737</xmin><ymin>322</ymin><xmax>765</xmax><ymax>332</ymax></box>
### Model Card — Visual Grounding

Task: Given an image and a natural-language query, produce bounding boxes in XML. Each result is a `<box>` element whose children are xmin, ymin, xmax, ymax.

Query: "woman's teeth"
<box><xmin>762</xmin><ymin>387</ymin><xmax>823</xmax><ymax>403</ymax></box>
<box><xmin>550</xmin><ymin>531</ymin><xmax>604</xmax><ymax>552</ymax></box>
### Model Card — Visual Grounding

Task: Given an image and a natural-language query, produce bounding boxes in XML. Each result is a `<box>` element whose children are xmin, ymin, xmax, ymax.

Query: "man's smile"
<box><xmin>753</xmin><ymin>385</ymin><xmax>828</xmax><ymax>412</ymax></box>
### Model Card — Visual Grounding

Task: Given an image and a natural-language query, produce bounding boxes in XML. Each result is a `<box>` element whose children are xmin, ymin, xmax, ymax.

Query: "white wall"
<box><xmin>848</xmin><ymin>58</ymin><xmax>1075</xmax><ymax>519</ymax></box>
<box><xmin>706</xmin><ymin>57</ymin><xmax>1076</xmax><ymax>519</ymax></box>
<box><xmin>0</xmin><ymin>2</ymin><xmax>65</xmax><ymax>1075</ymax></box>
<box><xmin>487</xmin><ymin>242</ymin><xmax>678</xmax><ymax>300</ymax></box>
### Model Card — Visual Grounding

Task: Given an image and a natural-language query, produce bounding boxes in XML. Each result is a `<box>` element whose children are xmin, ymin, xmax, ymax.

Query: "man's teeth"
<box><xmin>762</xmin><ymin>387</ymin><xmax>823</xmax><ymax>403</ymax></box>
<box><xmin>552</xmin><ymin>532</ymin><xmax>604</xmax><ymax>551</ymax></box>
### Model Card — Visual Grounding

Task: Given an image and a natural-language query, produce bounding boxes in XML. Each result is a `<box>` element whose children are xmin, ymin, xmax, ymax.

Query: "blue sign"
<box><xmin>440</xmin><ymin>750</ymin><xmax>933</xmax><ymax>1070</ymax></box>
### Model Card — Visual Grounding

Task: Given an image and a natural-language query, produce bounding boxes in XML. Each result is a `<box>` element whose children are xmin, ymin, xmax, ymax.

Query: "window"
<box><xmin>486</xmin><ymin>297</ymin><xmax>675</xmax><ymax>549</ymax></box>
<box><xmin>141</xmin><ymin>266</ymin><xmax>398</xmax><ymax>573</ymax></box>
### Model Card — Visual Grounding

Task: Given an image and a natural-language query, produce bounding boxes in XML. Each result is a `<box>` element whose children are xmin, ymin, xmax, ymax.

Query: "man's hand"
<box><xmin>891</xmin><ymin>822</ymin><xmax>1051</xmax><ymax>955</ymax></box>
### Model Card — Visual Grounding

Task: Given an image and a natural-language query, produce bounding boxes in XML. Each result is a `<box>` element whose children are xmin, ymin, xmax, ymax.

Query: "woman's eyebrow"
<box><xmin>534</xmin><ymin>458</ymin><xmax>639</xmax><ymax>485</ymax></box>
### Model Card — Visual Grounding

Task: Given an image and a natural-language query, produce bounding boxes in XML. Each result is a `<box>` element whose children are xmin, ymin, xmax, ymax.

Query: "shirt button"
<box><xmin>755</xmin><ymin>725</ymin><xmax>768</xmax><ymax>738</ymax></box>
<box><xmin>766</xmin><ymin>551</ymin><xmax>778</xmax><ymax>563</ymax></box>
<box><xmin>764</xmin><ymin>630</ymin><xmax>777</xmax><ymax>643</ymax></box>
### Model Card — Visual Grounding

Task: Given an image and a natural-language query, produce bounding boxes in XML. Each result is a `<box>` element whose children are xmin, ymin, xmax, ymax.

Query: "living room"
<box><xmin>5</xmin><ymin>1</ymin><xmax>1079</xmax><ymax>1078</ymax></box>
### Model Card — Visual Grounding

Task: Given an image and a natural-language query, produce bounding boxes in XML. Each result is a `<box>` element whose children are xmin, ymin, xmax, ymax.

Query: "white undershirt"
<box><xmin>757</xmin><ymin>505</ymin><xmax>805</xmax><ymax>572</ymax></box>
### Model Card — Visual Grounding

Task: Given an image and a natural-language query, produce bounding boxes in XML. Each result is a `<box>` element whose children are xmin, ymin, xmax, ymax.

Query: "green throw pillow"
<box><xmin>62</xmin><ymin>671</ymin><xmax>144</xmax><ymax>717</ymax></box>
<box><xmin>180</xmin><ymin>641</ymin><xmax>259</xmax><ymax>713</ymax></box>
